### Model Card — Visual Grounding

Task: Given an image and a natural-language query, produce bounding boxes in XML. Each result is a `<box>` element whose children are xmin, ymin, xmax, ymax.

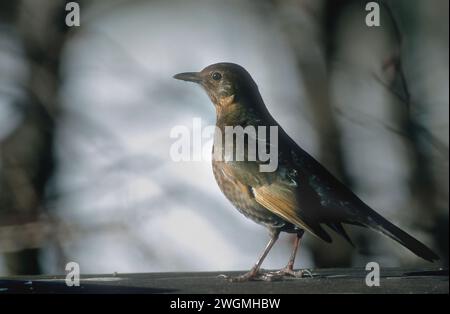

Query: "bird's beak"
<box><xmin>173</xmin><ymin>72</ymin><xmax>202</xmax><ymax>83</ymax></box>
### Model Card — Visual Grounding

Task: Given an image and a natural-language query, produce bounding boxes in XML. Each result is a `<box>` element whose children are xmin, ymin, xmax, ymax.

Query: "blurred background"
<box><xmin>0</xmin><ymin>0</ymin><xmax>448</xmax><ymax>276</ymax></box>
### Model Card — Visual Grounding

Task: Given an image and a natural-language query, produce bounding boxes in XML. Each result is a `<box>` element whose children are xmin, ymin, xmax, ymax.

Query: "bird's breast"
<box><xmin>211</xmin><ymin>159</ymin><xmax>286</xmax><ymax>229</ymax></box>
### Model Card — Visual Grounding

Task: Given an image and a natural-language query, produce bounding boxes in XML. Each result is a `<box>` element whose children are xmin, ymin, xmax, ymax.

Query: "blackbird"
<box><xmin>174</xmin><ymin>62</ymin><xmax>439</xmax><ymax>281</ymax></box>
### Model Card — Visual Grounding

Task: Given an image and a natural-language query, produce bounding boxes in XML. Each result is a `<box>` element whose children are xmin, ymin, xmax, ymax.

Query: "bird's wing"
<box><xmin>286</xmin><ymin>134</ymin><xmax>439</xmax><ymax>261</ymax></box>
<box><xmin>284</xmin><ymin>130</ymin><xmax>364</xmax><ymax>220</ymax></box>
<box><xmin>253</xmin><ymin>182</ymin><xmax>332</xmax><ymax>242</ymax></box>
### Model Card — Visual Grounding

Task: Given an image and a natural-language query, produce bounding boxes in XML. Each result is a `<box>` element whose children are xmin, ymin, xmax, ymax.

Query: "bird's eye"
<box><xmin>212</xmin><ymin>72</ymin><xmax>222</xmax><ymax>81</ymax></box>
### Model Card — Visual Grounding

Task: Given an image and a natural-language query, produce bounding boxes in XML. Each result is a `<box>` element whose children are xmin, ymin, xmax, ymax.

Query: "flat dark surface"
<box><xmin>0</xmin><ymin>268</ymin><xmax>448</xmax><ymax>294</ymax></box>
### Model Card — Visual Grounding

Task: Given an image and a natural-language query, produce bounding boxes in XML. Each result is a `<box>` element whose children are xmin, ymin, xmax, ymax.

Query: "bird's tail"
<box><xmin>362</xmin><ymin>207</ymin><xmax>439</xmax><ymax>262</ymax></box>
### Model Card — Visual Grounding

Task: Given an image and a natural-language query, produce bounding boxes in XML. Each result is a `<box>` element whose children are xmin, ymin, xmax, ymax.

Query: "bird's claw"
<box><xmin>218</xmin><ymin>269</ymin><xmax>274</xmax><ymax>282</ymax></box>
<box><xmin>264</xmin><ymin>268</ymin><xmax>314</xmax><ymax>280</ymax></box>
<box><xmin>218</xmin><ymin>268</ymin><xmax>313</xmax><ymax>282</ymax></box>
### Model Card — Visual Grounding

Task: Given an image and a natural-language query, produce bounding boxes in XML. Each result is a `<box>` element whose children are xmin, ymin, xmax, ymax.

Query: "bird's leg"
<box><xmin>285</xmin><ymin>231</ymin><xmax>302</xmax><ymax>271</ymax></box>
<box><xmin>219</xmin><ymin>230</ymin><xmax>280</xmax><ymax>282</ymax></box>
<box><xmin>266</xmin><ymin>230</ymin><xmax>313</xmax><ymax>279</ymax></box>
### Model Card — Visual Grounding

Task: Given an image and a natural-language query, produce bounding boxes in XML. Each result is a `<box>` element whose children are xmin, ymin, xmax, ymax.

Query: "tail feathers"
<box><xmin>327</xmin><ymin>222</ymin><xmax>355</xmax><ymax>247</ymax></box>
<box><xmin>364</xmin><ymin>209</ymin><xmax>439</xmax><ymax>262</ymax></box>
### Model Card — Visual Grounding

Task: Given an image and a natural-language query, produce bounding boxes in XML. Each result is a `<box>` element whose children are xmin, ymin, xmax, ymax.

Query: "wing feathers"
<box><xmin>253</xmin><ymin>185</ymin><xmax>332</xmax><ymax>242</ymax></box>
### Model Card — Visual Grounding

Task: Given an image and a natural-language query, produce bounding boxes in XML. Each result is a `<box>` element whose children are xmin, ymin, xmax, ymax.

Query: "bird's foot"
<box><xmin>263</xmin><ymin>267</ymin><xmax>313</xmax><ymax>281</ymax></box>
<box><xmin>218</xmin><ymin>269</ymin><xmax>273</xmax><ymax>282</ymax></box>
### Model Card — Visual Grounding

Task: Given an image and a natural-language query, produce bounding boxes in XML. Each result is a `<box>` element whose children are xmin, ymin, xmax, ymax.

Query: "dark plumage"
<box><xmin>174</xmin><ymin>62</ymin><xmax>439</xmax><ymax>281</ymax></box>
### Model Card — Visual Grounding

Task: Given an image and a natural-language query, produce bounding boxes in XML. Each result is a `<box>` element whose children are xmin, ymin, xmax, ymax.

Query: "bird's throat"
<box><xmin>215</xmin><ymin>95</ymin><xmax>243</xmax><ymax>126</ymax></box>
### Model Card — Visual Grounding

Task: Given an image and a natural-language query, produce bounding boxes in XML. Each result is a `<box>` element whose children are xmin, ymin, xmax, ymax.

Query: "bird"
<box><xmin>173</xmin><ymin>62</ymin><xmax>439</xmax><ymax>282</ymax></box>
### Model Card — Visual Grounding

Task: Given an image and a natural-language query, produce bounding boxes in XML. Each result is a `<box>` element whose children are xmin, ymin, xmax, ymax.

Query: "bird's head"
<box><xmin>174</xmin><ymin>63</ymin><xmax>261</xmax><ymax>110</ymax></box>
